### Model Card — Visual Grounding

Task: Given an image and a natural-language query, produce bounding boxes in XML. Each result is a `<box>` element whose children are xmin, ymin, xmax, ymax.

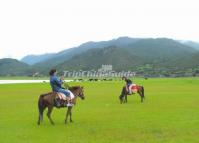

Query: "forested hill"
<box><xmin>55</xmin><ymin>39</ymin><xmax>199</xmax><ymax>76</ymax></box>
<box><xmin>0</xmin><ymin>58</ymin><xmax>33</xmax><ymax>76</ymax></box>
<box><xmin>1</xmin><ymin>37</ymin><xmax>199</xmax><ymax>77</ymax></box>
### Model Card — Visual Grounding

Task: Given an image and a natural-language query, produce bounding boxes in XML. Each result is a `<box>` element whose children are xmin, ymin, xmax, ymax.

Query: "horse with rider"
<box><xmin>37</xmin><ymin>69</ymin><xmax>85</xmax><ymax>125</ymax></box>
<box><xmin>119</xmin><ymin>76</ymin><xmax>145</xmax><ymax>103</ymax></box>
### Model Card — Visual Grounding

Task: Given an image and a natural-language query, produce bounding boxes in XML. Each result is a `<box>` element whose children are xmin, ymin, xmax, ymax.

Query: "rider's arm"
<box><xmin>53</xmin><ymin>76</ymin><xmax>63</xmax><ymax>86</ymax></box>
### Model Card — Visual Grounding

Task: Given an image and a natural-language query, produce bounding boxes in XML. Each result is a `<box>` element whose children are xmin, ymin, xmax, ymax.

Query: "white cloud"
<box><xmin>0</xmin><ymin>0</ymin><xmax>199</xmax><ymax>59</ymax></box>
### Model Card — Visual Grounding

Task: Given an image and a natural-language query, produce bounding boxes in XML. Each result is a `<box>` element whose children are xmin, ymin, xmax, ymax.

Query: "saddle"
<box><xmin>130</xmin><ymin>84</ymin><xmax>139</xmax><ymax>92</ymax></box>
<box><xmin>54</xmin><ymin>92</ymin><xmax>73</xmax><ymax>108</ymax></box>
<box><xmin>57</xmin><ymin>92</ymin><xmax>70</xmax><ymax>101</ymax></box>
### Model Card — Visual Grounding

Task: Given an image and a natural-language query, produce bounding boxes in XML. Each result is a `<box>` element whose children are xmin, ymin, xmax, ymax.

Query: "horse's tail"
<box><xmin>38</xmin><ymin>94</ymin><xmax>44</xmax><ymax>114</ymax></box>
<box><xmin>119</xmin><ymin>86</ymin><xmax>127</xmax><ymax>103</ymax></box>
<box><xmin>37</xmin><ymin>93</ymin><xmax>49</xmax><ymax>125</ymax></box>
<box><xmin>38</xmin><ymin>93</ymin><xmax>50</xmax><ymax>113</ymax></box>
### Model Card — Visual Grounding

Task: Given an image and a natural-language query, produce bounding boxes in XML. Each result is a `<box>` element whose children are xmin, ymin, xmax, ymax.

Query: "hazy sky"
<box><xmin>0</xmin><ymin>0</ymin><xmax>198</xmax><ymax>59</ymax></box>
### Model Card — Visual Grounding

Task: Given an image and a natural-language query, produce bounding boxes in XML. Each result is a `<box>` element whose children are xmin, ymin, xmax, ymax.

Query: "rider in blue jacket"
<box><xmin>49</xmin><ymin>69</ymin><xmax>70</xmax><ymax>97</ymax></box>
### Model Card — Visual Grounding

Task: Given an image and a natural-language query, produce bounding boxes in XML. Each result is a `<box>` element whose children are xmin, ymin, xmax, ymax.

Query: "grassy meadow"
<box><xmin>0</xmin><ymin>78</ymin><xmax>199</xmax><ymax>143</ymax></box>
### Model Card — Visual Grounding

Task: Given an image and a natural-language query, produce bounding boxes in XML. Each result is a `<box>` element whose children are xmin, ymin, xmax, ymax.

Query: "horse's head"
<box><xmin>78</xmin><ymin>86</ymin><xmax>85</xmax><ymax>100</ymax></box>
<box><xmin>69</xmin><ymin>86</ymin><xmax>85</xmax><ymax>100</ymax></box>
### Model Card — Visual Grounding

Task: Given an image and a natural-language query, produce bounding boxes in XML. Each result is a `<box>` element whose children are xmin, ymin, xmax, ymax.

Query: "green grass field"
<box><xmin>0</xmin><ymin>78</ymin><xmax>199</xmax><ymax>143</ymax></box>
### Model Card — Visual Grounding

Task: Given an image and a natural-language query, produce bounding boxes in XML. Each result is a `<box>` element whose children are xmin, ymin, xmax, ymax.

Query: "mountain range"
<box><xmin>1</xmin><ymin>37</ymin><xmax>199</xmax><ymax>77</ymax></box>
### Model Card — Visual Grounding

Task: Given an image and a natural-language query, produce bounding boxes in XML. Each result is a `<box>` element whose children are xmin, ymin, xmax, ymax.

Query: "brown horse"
<box><xmin>37</xmin><ymin>86</ymin><xmax>85</xmax><ymax>125</ymax></box>
<box><xmin>119</xmin><ymin>85</ymin><xmax>144</xmax><ymax>104</ymax></box>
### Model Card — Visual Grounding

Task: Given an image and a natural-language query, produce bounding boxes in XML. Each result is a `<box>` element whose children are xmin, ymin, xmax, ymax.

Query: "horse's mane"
<box><xmin>69</xmin><ymin>86</ymin><xmax>81</xmax><ymax>91</ymax></box>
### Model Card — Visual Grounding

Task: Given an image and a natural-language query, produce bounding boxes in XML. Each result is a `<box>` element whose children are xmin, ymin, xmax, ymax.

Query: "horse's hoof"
<box><xmin>70</xmin><ymin>120</ymin><xmax>73</xmax><ymax>123</ymax></box>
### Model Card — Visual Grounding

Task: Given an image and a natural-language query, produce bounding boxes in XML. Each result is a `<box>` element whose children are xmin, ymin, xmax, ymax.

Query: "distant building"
<box><xmin>32</xmin><ymin>72</ymin><xmax>39</xmax><ymax>77</ymax></box>
<box><xmin>98</xmin><ymin>64</ymin><xmax>113</xmax><ymax>72</ymax></box>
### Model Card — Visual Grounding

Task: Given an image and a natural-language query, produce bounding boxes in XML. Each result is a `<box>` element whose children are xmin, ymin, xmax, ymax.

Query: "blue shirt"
<box><xmin>125</xmin><ymin>79</ymin><xmax>132</xmax><ymax>86</ymax></box>
<box><xmin>50</xmin><ymin>75</ymin><xmax>63</xmax><ymax>92</ymax></box>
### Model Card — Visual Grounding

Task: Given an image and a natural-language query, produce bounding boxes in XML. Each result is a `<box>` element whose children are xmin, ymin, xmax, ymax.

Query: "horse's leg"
<box><xmin>65</xmin><ymin>107</ymin><xmax>70</xmax><ymax>124</ymax></box>
<box><xmin>47</xmin><ymin>105</ymin><xmax>54</xmax><ymax>125</ymax></box>
<box><xmin>141</xmin><ymin>94</ymin><xmax>144</xmax><ymax>102</ymax></box>
<box><xmin>119</xmin><ymin>88</ymin><xmax>123</xmax><ymax>104</ymax></box>
<box><xmin>125</xmin><ymin>94</ymin><xmax>127</xmax><ymax>103</ymax></box>
<box><xmin>141</xmin><ymin>86</ymin><xmax>145</xmax><ymax>101</ymax></box>
<box><xmin>138</xmin><ymin>90</ymin><xmax>144</xmax><ymax>103</ymax></box>
<box><xmin>69</xmin><ymin>106</ymin><xmax>73</xmax><ymax>123</ymax></box>
<box><xmin>38</xmin><ymin>105</ymin><xmax>46</xmax><ymax>125</ymax></box>
<box><xmin>119</xmin><ymin>94</ymin><xmax>123</xmax><ymax>104</ymax></box>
